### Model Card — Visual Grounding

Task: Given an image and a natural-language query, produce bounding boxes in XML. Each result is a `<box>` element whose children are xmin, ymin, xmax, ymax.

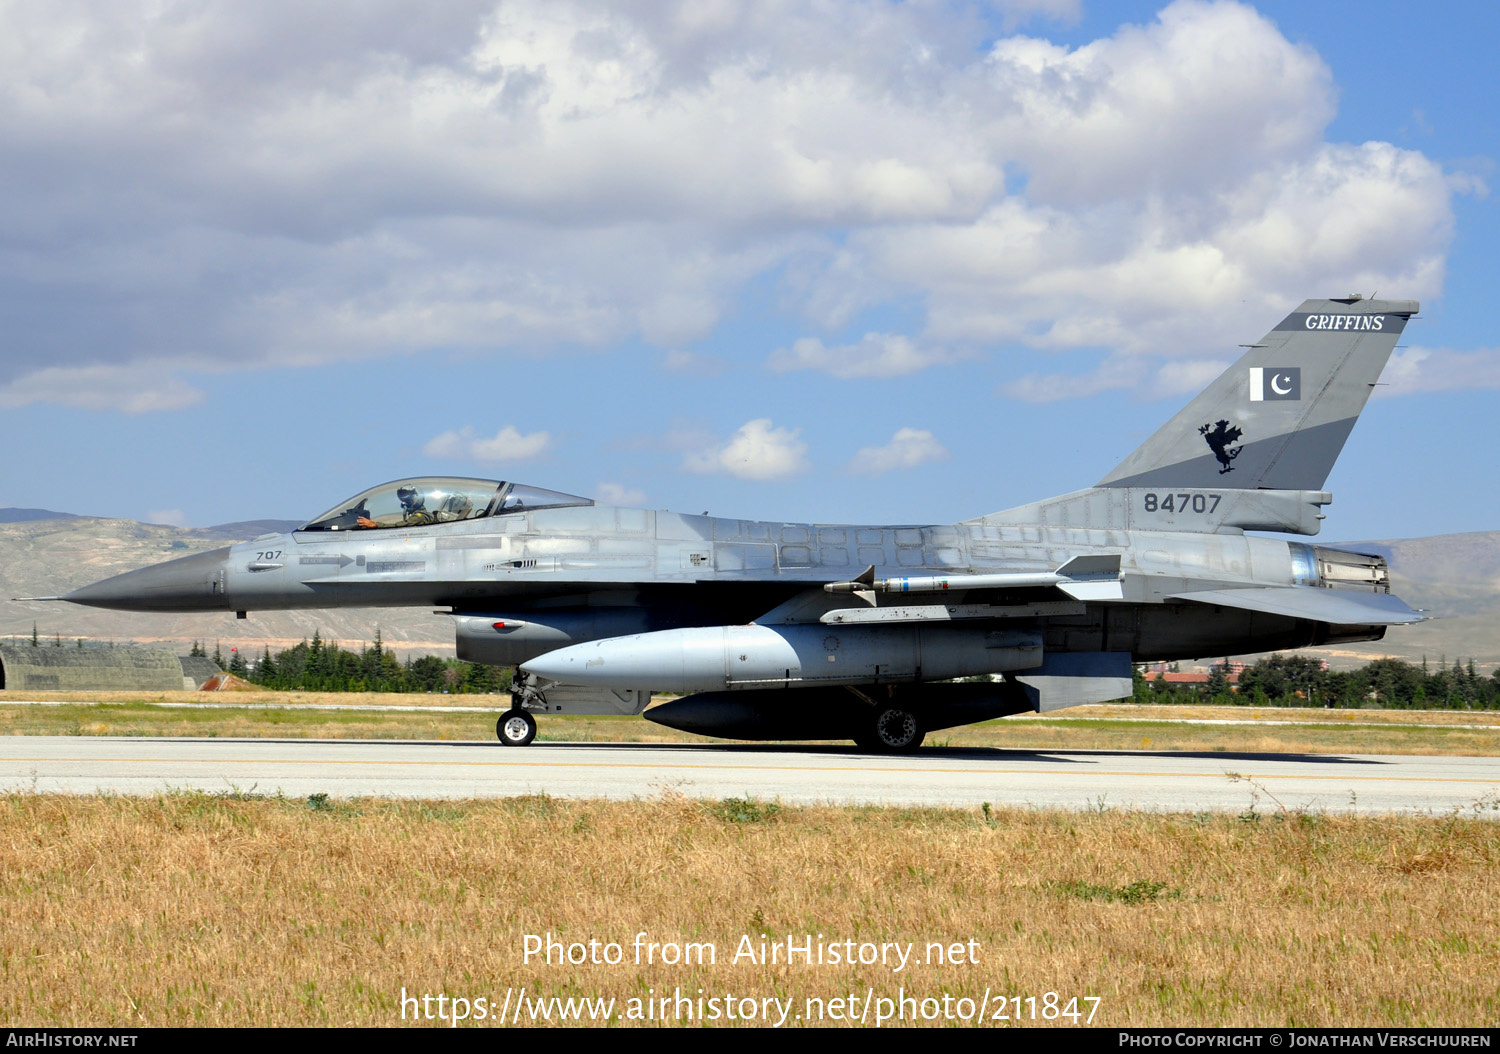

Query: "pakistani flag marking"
<box><xmin>1249</xmin><ymin>366</ymin><xmax>1301</xmax><ymax>402</ymax></box>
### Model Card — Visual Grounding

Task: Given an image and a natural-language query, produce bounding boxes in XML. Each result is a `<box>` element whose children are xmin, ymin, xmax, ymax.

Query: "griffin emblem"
<box><xmin>1199</xmin><ymin>420</ymin><xmax>1243</xmax><ymax>474</ymax></box>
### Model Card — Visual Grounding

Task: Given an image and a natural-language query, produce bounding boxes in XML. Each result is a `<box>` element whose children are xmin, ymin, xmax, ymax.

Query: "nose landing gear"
<box><xmin>496</xmin><ymin>709</ymin><xmax>537</xmax><ymax>746</ymax></box>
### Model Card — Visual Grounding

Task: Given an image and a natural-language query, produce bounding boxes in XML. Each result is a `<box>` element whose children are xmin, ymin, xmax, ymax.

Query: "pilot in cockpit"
<box><xmin>397</xmin><ymin>486</ymin><xmax>436</xmax><ymax>525</ymax></box>
<box><xmin>357</xmin><ymin>485</ymin><xmax>436</xmax><ymax>528</ymax></box>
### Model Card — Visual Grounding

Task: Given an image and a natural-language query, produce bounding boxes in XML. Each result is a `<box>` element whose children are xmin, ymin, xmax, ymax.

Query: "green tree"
<box><xmin>406</xmin><ymin>655</ymin><xmax>450</xmax><ymax>693</ymax></box>
<box><xmin>1237</xmin><ymin>654</ymin><xmax>1327</xmax><ymax>706</ymax></box>
<box><xmin>1205</xmin><ymin>661</ymin><xmax>1230</xmax><ymax>703</ymax></box>
<box><xmin>1354</xmin><ymin>658</ymin><xmax>1424</xmax><ymax>709</ymax></box>
<box><xmin>306</xmin><ymin>631</ymin><xmax>326</xmax><ymax>689</ymax></box>
<box><xmin>455</xmin><ymin>662</ymin><xmax>512</xmax><ymax>694</ymax></box>
<box><xmin>1320</xmin><ymin>670</ymin><xmax>1351</xmax><ymax>709</ymax></box>
<box><xmin>1131</xmin><ymin>665</ymin><xmax>1151</xmax><ymax>703</ymax></box>
<box><xmin>250</xmin><ymin>646</ymin><xmax>275</xmax><ymax>685</ymax></box>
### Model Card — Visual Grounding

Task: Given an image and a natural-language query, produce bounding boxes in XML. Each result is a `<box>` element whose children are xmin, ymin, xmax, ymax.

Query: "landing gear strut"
<box><xmin>496</xmin><ymin>708</ymin><xmax>537</xmax><ymax>746</ymax></box>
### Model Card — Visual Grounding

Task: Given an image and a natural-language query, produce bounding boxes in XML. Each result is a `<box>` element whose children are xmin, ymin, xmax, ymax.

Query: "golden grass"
<box><xmin>0</xmin><ymin>793</ymin><xmax>1495</xmax><ymax>1027</ymax></box>
<box><xmin>10</xmin><ymin>691</ymin><xmax>1500</xmax><ymax>726</ymax></box>
<box><xmin>0</xmin><ymin>689</ymin><xmax>504</xmax><ymax>708</ymax></box>
<box><xmin>2</xmin><ymin>694</ymin><xmax>1498</xmax><ymax>755</ymax></box>
<box><xmin>935</xmin><ymin>717</ymin><xmax>1500</xmax><ymax>757</ymax></box>
<box><xmin>1069</xmin><ymin>704</ymin><xmax>1500</xmax><ymax>727</ymax></box>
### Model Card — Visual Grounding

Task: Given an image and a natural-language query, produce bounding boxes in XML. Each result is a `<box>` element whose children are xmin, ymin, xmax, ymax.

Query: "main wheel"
<box><xmin>863</xmin><ymin>706</ymin><xmax>925</xmax><ymax>753</ymax></box>
<box><xmin>497</xmin><ymin>709</ymin><xmax>537</xmax><ymax>747</ymax></box>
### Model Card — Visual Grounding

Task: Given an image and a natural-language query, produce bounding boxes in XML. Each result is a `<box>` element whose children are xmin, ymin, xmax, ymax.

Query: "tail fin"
<box><xmin>1098</xmin><ymin>297</ymin><xmax>1417</xmax><ymax>490</ymax></box>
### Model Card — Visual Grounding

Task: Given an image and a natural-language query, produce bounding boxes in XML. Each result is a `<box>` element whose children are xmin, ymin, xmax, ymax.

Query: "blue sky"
<box><xmin>2</xmin><ymin>1</ymin><xmax>1495</xmax><ymax>540</ymax></box>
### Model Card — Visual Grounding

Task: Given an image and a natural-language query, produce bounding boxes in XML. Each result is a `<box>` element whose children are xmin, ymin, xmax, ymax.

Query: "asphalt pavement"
<box><xmin>1</xmin><ymin>736</ymin><xmax>1497</xmax><ymax>816</ymax></box>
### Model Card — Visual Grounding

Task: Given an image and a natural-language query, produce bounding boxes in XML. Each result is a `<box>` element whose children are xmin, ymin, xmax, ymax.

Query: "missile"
<box><xmin>822</xmin><ymin>554</ymin><xmax>1123</xmax><ymax>600</ymax></box>
<box><xmin>825</xmin><ymin>571</ymin><xmax>1064</xmax><ymax>592</ymax></box>
<box><xmin>520</xmin><ymin>622</ymin><xmax>1043</xmax><ymax>694</ymax></box>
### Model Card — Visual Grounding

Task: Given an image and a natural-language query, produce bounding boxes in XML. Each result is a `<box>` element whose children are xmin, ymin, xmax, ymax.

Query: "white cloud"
<box><xmin>1377</xmin><ymin>346</ymin><xmax>1500</xmax><ymax>396</ymax></box>
<box><xmin>847</xmin><ymin>428</ymin><xmax>950</xmax><ymax>474</ymax></box>
<box><xmin>1003</xmin><ymin>356</ymin><xmax>1147</xmax><ymax>403</ymax></box>
<box><xmin>0</xmin><ymin>363</ymin><xmax>205</xmax><ymax>413</ymax></box>
<box><xmin>1153</xmin><ymin>359</ymin><xmax>1231</xmax><ymax>398</ymax></box>
<box><xmin>683</xmin><ymin>419</ymin><xmax>810</xmax><ymax>481</ymax></box>
<box><xmin>980</xmin><ymin>2</ymin><xmax>1334</xmax><ymax>207</ymax></box>
<box><xmin>767</xmin><ymin>334</ymin><xmax>968</xmax><ymax>379</ymax></box>
<box><xmin>836</xmin><ymin>145</ymin><xmax>1450</xmax><ymax>363</ymax></box>
<box><xmin>422</xmin><ymin>425</ymin><xmax>552</xmax><ymax>462</ymax></box>
<box><xmin>804</xmin><ymin>4</ymin><xmax>1453</xmax><ymax>370</ymax></box>
<box><xmin>0</xmin><ymin>0</ymin><xmax>1460</xmax><ymax>410</ymax></box>
<box><xmin>1003</xmin><ymin>355</ymin><xmax>1232</xmax><ymax>403</ymax></box>
<box><xmin>595</xmin><ymin>482</ymin><xmax>647</xmax><ymax>506</ymax></box>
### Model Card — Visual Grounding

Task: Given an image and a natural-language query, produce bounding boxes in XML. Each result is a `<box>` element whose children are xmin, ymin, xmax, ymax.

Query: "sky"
<box><xmin>2</xmin><ymin>0</ymin><xmax>1496</xmax><ymax>541</ymax></box>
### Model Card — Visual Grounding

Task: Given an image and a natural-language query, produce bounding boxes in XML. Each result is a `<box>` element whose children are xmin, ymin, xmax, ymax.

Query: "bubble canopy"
<box><xmin>298</xmin><ymin>478</ymin><xmax>593</xmax><ymax>532</ymax></box>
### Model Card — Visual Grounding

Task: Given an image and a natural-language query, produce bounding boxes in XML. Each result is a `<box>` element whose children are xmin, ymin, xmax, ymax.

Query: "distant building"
<box><xmin>178</xmin><ymin>655</ymin><xmax>223</xmax><ymax>689</ymax></box>
<box><xmin>1157</xmin><ymin>671</ymin><xmax>1212</xmax><ymax>685</ymax></box>
<box><xmin>0</xmin><ymin>645</ymin><xmax>217</xmax><ymax>691</ymax></box>
<box><xmin>1141</xmin><ymin>661</ymin><xmax>1242</xmax><ymax>687</ymax></box>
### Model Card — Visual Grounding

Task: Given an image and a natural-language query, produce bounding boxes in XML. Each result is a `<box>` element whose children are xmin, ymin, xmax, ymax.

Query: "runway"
<box><xmin>1</xmin><ymin>736</ymin><xmax>1497</xmax><ymax>815</ymax></box>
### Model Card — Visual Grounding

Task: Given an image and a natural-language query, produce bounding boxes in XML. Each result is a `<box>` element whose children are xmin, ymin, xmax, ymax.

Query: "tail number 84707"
<box><xmin>1142</xmin><ymin>492</ymin><xmax>1222</xmax><ymax>514</ymax></box>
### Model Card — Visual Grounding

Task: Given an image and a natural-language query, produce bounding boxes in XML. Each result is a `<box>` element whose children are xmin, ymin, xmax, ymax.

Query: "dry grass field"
<box><xmin>2</xmin><ymin>691</ymin><xmax>1498</xmax><ymax>756</ymax></box>
<box><xmin>1</xmin><ymin>695</ymin><xmax>1496</xmax><ymax>1027</ymax></box>
<box><xmin>0</xmin><ymin>792</ymin><xmax>1495</xmax><ymax>1028</ymax></box>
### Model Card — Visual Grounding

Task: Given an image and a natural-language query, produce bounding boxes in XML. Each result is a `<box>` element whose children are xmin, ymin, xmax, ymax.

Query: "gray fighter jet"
<box><xmin>52</xmin><ymin>296</ymin><xmax>1424</xmax><ymax>750</ymax></box>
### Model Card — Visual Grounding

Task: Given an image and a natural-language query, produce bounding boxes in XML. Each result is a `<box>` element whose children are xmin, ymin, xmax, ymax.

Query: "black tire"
<box><xmin>496</xmin><ymin>709</ymin><xmax>537</xmax><ymax>747</ymax></box>
<box><xmin>863</xmin><ymin>706</ymin><xmax>925</xmax><ymax>753</ymax></box>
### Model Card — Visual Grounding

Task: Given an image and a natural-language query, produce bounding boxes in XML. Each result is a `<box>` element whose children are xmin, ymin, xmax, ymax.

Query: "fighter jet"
<box><xmin>53</xmin><ymin>296</ymin><xmax>1424</xmax><ymax>750</ymax></box>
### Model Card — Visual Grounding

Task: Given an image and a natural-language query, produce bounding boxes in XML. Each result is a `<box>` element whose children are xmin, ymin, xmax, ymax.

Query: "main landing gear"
<box><xmin>852</xmin><ymin>703</ymin><xmax>926</xmax><ymax>753</ymax></box>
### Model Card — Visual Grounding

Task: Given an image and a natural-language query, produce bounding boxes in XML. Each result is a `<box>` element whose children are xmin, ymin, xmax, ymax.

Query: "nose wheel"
<box><xmin>497</xmin><ymin>709</ymin><xmax>537</xmax><ymax>746</ymax></box>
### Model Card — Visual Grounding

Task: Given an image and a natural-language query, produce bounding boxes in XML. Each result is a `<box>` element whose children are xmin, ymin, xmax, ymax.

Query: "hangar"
<box><xmin>0</xmin><ymin>645</ymin><xmax>215</xmax><ymax>691</ymax></box>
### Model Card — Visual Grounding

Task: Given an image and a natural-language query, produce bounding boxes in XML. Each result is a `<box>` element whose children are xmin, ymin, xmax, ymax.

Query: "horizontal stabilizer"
<box><xmin>1170</xmin><ymin>587</ymin><xmax>1424</xmax><ymax>626</ymax></box>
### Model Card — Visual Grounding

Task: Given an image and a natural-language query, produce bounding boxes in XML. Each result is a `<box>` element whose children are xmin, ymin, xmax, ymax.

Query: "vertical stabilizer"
<box><xmin>1098</xmin><ymin>298</ymin><xmax>1417</xmax><ymax>490</ymax></box>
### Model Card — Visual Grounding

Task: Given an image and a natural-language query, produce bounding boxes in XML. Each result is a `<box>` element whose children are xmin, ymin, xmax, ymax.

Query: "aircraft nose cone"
<box><xmin>64</xmin><ymin>546</ymin><xmax>233</xmax><ymax>612</ymax></box>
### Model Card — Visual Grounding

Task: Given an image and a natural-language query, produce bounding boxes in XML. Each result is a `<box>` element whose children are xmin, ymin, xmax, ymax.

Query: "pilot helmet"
<box><xmin>397</xmin><ymin>485</ymin><xmax>422</xmax><ymax>510</ymax></box>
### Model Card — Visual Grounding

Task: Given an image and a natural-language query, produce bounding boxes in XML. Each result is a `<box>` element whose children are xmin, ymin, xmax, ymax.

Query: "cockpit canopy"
<box><xmin>299</xmin><ymin>478</ymin><xmax>593</xmax><ymax>532</ymax></box>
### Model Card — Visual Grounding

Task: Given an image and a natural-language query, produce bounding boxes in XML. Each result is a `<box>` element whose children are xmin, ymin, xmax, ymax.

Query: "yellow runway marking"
<box><xmin>3</xmin><ymin>755</ymin><xmax>1497</xmax><ymax>785</ymax></box>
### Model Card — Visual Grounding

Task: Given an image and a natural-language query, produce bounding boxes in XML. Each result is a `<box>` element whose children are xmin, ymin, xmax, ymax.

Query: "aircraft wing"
<box><xmin>1167</xmin><ymin>586</ymin><xmax>1425</xmax><ymax>625</ymax></box>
